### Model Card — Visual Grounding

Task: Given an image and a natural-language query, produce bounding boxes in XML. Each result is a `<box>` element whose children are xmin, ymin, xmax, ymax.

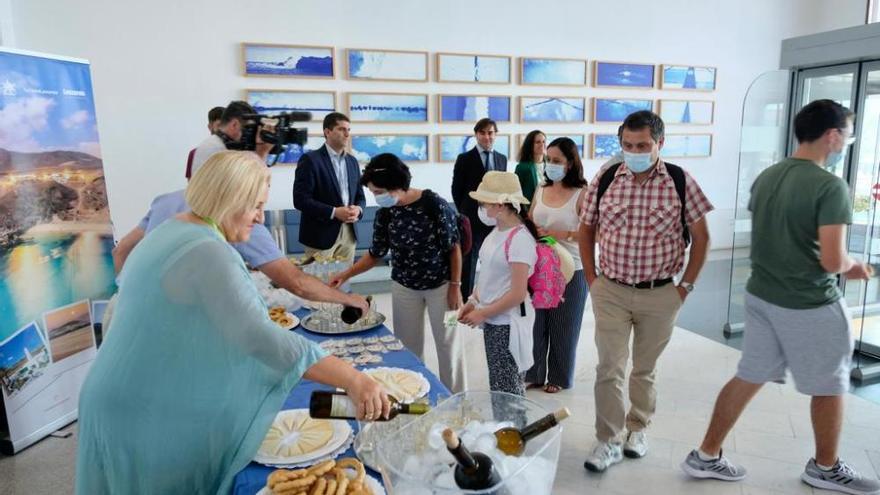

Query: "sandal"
<box><xmin>543</xmin><ymin>384</ymin><xmax>562</xmax><ymax>394</ymax></box>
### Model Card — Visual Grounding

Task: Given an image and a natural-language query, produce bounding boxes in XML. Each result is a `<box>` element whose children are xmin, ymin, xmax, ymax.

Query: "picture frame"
<box><xmin>270</xmin><ymin>134</ymin><xmax>325</xmax><ymax>165</ymax></box>
<box><xmin>593</xmin><ymin>61</ymin><xmax>655</xmax><ymax>89</ymax></box>
<box><xmin>241</xmin><ymin>43</ymin><xmax>334</xmax><ymax>78</ymax></box>
<box><xmin>517</xmin><ymin>133</ymin><xmax>585</xmax><ymax>158</ymax></box>
<box><xmin>246</xmin><ymin>90</ymin><xmax>336</xmax><ymax>121</ymax></box>
<box><xmin>592</xmin><ymin>98</ymin><xmax>654</xmax><ymax>123</ymax></box>
<box><xmin>520</xmin><ymin>57</ymin><xmax>588</xmax><ymax>86</ymax></box>
<box><xmin>520</xmin><ymin>96</ymin><xmax>586</xmax><ymax>123</ymax></box>
<box><xmin>350</xmin><ymin>134</ymin><xmax>429</xmax><ymax>163</ymax></box>
<box><xmin>436</xmin><ymin>52</ymin><xmax>512</xmax><ymax>84</ymax></box>
<box><xmin>660</xmin><ymin>64</ymin><xmax>717</xmax><ymax>91</ymax></box>
<box><xmin>346</xmin><ymin>92</ymin><xmax>429</xmax><ymax>123</ymax></box>
<box><xmin>437</xmin><ymin>134</ymin><xmax>511</xmax><ymax>162</ymax></box>
<box><xmin>661</xmin><ymin>133</ymin><xmax>713</xmax><ymax>158</ymax></box>
<box><xmin>438</xmin><ymin>94</ymin><xmax>511</xmax><ymax>122</ymax></box>
<box><xmin>346</xmin><ymin>48</ymin><xmax>428</xmax><ymax>82</ymax></box>
<box><xmin>659</xmin><ymin>99</ymin><xmax>715</xmax><ymax>125</ymax></box>
<box><xmin>591</xmin><ymin>133</ymin><xmax>622</xmax><ymax>159</ymax></box>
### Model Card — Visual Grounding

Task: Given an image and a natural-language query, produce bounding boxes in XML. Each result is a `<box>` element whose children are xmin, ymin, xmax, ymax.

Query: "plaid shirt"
<box><xmin>580</xmin><ymin>160</ymin><xmax>713</xmax><ymax>284</ymax></box>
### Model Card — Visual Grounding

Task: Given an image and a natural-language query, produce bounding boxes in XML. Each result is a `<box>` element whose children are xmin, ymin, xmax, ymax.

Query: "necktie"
<box><xmin>483</xmin><ymin>151</ymin><xmax>491</xmax><ymax>171</ymax></box>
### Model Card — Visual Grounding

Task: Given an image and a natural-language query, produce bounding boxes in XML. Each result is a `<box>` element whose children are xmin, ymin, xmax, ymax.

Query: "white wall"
<box><xmin>7</xmin><ymin>0</ymin><xmax>866</xmax><ymax>246</ymax></box>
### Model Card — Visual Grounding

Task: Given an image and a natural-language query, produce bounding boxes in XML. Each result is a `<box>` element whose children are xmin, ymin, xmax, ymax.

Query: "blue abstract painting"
<box><xmin>269</xmin><ymin>135</ymin><xmax>325</xmax><ymax>165</ymax></box>
<box><xmin>546</xmin><ymin>134</ymin><xmax>585</xmax><ymax>157</ymax></box>
<box><xmin>521</xmin><ymin>97</ymin><xmax>585</xmax><ymax>122</ymax></box>
<box><xmin>348</xmin><ymin>93</ymin><xmax>428</xmax><ymax>122</ymax></box>
<box><xmin>593</xmin><ymin>98</ymin><xmax>653</xmax><ymax>123</ymax></box>
<box><xmin>661</xmin><ymin>134</ymin><xmax>712</xmax><ymax>157</ymax></box>
<box><xmin>347</xmin><ymin>49</ymin><xmax>426</xmax><ymax>81</ymax></box>
<box><xmin>437</xmin><ymin>53</ymin><xmax>510</xmax><ymax>83</ymax></box>
<box><xmin>591</xmin><ymin>134</ymin><xmax>622</xmax><ymax>159</ymax></box>
<box><xmin>351</xmin><ymin>135</ymin><xmax>429</xmax><ymax>163</ymax></box>
<box><xmin>661</xmin><ymin>65</ymin><xmax>716</xmax><ymax>90</ymax></box>
<box><xmin>660</xmin><ymin>100</ymin><xmax>714</xmax><ymax>124</ymax></box>
<box><xmin>594</xmin><ymin>62</ymin><xmax>655</xmax><ymax>88</ymax></box>
<box><xmin>521</xmin><ymin>58</ymin><xmax>587</xmax><ymax>85</ymax></box>
<box><xmin>438</xmin><ymin>135</ymin><xmax>510</xmax><ymax>162</ymax></box>
<box><xmin>243</xmin><ymin>44</ymin><xmax>333</xmax><ymax>77</ymax></box>
<box><xmin>247</xmin><ymin>91</ymin><xmax>334</xmax><ymax>120</ymax></box>
<box><xmin>439</xmin><ymin>95</ymin><xmax>510</xmax><ymax>122</ymax></box>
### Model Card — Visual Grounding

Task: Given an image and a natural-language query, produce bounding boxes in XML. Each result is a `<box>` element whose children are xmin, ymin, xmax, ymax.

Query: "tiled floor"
<box><xmin>2</xmin><ymin>291</ymin><xmax>879</xmax><ymax>494</ymax></box>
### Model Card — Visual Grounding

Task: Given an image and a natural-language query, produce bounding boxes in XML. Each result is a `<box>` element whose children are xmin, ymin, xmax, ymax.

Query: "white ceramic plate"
<box><xmin>363</xmin><ymin>367</ymin><xmax>430</xmax><ymax>404</ymax></box>
<box><xmin>253</xmin><ymin>409</ymin><xmax>351</xmax><ymax>466</ymax></box>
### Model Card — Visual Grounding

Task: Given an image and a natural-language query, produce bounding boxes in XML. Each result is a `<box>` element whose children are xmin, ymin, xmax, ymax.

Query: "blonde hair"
<box><xmin>186</xmin><ymin>151</ymin><xmax>270</xmax><ymax>228</ymax></box>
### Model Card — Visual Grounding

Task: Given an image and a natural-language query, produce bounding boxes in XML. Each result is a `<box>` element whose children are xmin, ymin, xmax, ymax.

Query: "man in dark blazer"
<box><xmin>293</xmin><ymin>112</ymin><xmax>366</xmax><ymax>262</ymax></box>
<box><xmin>451</xmin><ymin>117</ymin><xmax>508</xmax><ymax>299</ymax></box>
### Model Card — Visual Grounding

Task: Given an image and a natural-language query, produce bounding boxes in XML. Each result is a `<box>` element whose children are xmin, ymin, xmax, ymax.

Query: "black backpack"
<box><xmin>596</xmin><ymin>162</ymin><xmax>690</xmax><ymax>246</ymax></box>
<box><xmin>422</xmin><ymin>190</ymin><xmax>473</xmax><ymax>255</ymax></box>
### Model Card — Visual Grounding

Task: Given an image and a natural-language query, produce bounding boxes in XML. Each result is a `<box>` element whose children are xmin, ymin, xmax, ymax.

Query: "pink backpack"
<box><xmin>503</xmin><ymin>226</ymin><xmax>567</xmax><ymax>309</ymax></box>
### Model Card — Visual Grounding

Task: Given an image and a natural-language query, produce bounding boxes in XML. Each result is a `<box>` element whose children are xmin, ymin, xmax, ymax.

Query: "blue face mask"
<box><xmin>623</xmin><ymin>151</ymin><xmax>655</xmax><ymax>173</ymax></box>
<box><xmin>374</xmin><ymin>192</ymin><xmax>398</xmax><ymax>208</ymax></box>
<box><xmin>545</xmin><ymin>163</ymin><xmax>566</xmax><ymax>182</ymax></box>
<box><xmin>826</xmin><ymin>149</ymin><xmax>845</xmax><ymax>168</ymax></box>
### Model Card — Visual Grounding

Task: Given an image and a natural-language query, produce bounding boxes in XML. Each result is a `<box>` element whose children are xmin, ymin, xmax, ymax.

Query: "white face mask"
<box><xmin>478</xmin><ymin>206</ymin><xmax>497</xmax><ymax>226</ymax></box>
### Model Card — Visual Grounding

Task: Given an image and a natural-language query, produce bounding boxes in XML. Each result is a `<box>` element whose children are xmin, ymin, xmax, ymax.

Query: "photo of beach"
<box><xmin>43</xmin><ymin>300</ymin><xmax>95</xmax><ymax>362</ymax></box>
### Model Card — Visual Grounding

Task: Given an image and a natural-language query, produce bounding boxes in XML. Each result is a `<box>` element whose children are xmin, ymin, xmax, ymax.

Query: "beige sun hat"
<box><xmin>468</xmin><ymin>171</ymin><xmax>530</xmax><ymax>208</ymax></box>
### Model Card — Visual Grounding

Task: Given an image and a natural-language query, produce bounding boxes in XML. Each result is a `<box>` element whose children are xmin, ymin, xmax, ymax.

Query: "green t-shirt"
<box><xmin>746</xmin><ymin>158</ymin><xmax>852</xmax><ymax>309</ymax></box>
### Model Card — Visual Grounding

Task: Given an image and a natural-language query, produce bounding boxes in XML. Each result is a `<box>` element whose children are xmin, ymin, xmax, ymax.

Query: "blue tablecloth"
<box><xmin>232</xmin><ymin>309</ymin><xmax>451</xmax><ymax>495</ymax></box>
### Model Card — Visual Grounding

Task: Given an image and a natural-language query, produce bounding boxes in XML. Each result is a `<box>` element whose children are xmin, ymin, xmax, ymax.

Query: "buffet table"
<box><xmin>232</xmin><ymin>308</ymin><xmax>451</xmax><ymax>494</ymax></box>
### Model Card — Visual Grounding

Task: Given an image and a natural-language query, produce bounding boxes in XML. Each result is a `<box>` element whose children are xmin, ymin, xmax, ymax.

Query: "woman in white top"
<box><xmin>458</xmin><ymin>172</ymin><xmax>537</xmax><ymax>396</ymax></box>
<box><xmin>526</xmin><ymin>137</ymin><xmax>589</xmax><ymax>393</ymax></box>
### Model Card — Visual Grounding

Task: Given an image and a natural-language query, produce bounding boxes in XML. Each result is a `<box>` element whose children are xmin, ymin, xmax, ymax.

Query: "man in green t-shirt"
<box><xmin>681</xmin><ymin>99</ymin><xmax>880</xmax><ymax>495</ymax></box>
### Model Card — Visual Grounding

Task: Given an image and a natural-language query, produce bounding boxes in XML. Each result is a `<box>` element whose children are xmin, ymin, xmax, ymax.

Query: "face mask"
<box><xmin>478</xmin><ymin>206</ymin><xmax>497</xmax><ymax>226</ymax></box>
<box><xmin>545</xmin><ymin>163</ymin><xmax>566</xmax><ymax>182</ymax></box>
<box><xmin>374</xmin><ymin>192</ymin><xmax>398</xmax><ymax>208</ymax></box>
<box><xmin>623</xmin><ymin>151</ymin><xmax>655</xmax><ymax>173</ymax></box>
<box><xmin>826</xmin><ymin>149</ymin><xmax>845</xmax><ymax>169</ymax></box>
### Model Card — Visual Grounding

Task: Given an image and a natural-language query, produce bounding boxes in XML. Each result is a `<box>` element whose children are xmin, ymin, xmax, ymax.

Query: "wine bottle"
<box><xmin>340</xmin><ymin>295</ymin><xmax>373</xmax><ymax>324</ymax></box>
<box><xmin>442</xmin><ymin>428</ymin><xmax>502</xmax><ymax>491</ymax></box>
<box><xmin>494</xmin><ymin>407</ymin><xmax>570</xmax><ymax>456</ymax></box>
<box><xmin>308</xmin><ymin>390</ymin><xmax>429</xmax><ymax>421</ymax></box>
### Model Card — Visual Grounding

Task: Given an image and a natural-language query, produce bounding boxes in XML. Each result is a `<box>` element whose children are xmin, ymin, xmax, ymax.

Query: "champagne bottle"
<box><xmin>340</xmin><ymin>295</ymin><xmax>372</xmax><ymax>324</ymax></box>
<box><xmin>442</xmin><ymin>428</ymin><xmax>502</xmax><ymax>491</ymax></box>
<box><xmin>308</xmin><ymin>390</ymin><xmax>429</xmax><ymax>421</ymax></box>
<box><xmin>494</xmin><ymin>407</ymin><xmax>570</xmax><ymax>456</ymax></box>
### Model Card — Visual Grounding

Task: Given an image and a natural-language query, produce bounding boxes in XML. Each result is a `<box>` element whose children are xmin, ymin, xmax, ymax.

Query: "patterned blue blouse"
<box><xmin>369</xmin><ymin>190</ymin><xmax>460</xmax><ymax>290</ymax></box>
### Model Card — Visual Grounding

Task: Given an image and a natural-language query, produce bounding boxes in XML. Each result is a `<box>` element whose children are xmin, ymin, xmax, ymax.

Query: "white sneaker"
<box><xmin>583</xmin><ymin>442</ymin><xmax>623</xmax><ymax>473</ymax></box>
<box><xmin>623</xmin><ymin>430</ymin><xmax>648</xmax><ymax>458</ymax></box>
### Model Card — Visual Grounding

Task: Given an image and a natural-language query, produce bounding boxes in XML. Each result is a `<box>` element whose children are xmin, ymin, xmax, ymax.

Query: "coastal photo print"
<box><xmin>242</xmin><ymin>43</ymin><xmax>334</xmax><ymax>78</ymax></box>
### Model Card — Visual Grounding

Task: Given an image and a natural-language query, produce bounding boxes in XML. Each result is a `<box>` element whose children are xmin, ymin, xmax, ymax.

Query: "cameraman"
<box><xmin>191</xmin><ymin>100</ymin><xmax>258</xmax><ymax>175</ymax></box>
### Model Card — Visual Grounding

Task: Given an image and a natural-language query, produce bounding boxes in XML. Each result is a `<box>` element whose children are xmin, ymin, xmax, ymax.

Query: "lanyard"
<box><xmin>195</xmin><ymin>214</ymin><xmax>225</xmax><ymax>241</ymax></box>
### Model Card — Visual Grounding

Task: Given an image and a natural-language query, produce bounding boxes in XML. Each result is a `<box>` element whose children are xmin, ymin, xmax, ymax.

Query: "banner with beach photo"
<box><xmin>0</xmin><ymin>48</ymin><xmax>115</xmax><ymax>454</ymax></box>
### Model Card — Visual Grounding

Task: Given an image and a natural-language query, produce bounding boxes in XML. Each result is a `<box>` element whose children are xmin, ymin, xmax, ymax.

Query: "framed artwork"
<box><xmin>591</xmin><ymin>134</ymin><xmax>622</xmax><ymax>159</ymax></box>
<box><xmin>520</xmin><ymin>96</ymin><xmax>586</xmax><ymax>123</ymax></box>
<box><xmin>661</xmin><ymin>134</ymin><xmax>713</xmax><ymax>158</ymax></box>
<box><xmin>346</xmin><ymin>93</ymin><xmax>428</xmax><ymax>122</ymax></box>
<box><xmin>546</xmin><ymin>134</ymin><xmax>585</xmax><ymax>158</ymax></box>
<box><xmin>270</xmin><ymin>135</ymin><xmax>325</xmax><ymax>165</ymax></box>
<box><xmin>659</xmin><ymin>99</ymin><xmax>715</xmax><ymax>125</ymax></box>
<box><xmin>437</xmin><ymin>134</ymin><xmax>511</xmax><ymax>162</ymax></box>
<box><xmin>593</xmin><ymin>61</ymin><xmax>655</xmax><ymax>88</ymax></box>
<box><xmin>350</xmin><ymin>135</ymin><xmax>429</xmax><ymax>163</ymax></box>
<box><xmin>246</xmin><ymin>90</ymin><xmax>335</xmax><ymax>120</ymax></box>
<box><xmin>593</xmin><ymin>98</ymin><xmax>654</xmax><ymax>123</ymax></box>
<box><xmin>436</xmin><ymin>52</ymin><xmax>511</xmax><ymax>84</ymax></box>
<box><xmin>660</xmin><ymin>64</ymin><xmax>717</xmax><ymax>90</ymax></box>
<box><xmin>242</xmin><ymin>43</ymin><xmax>334</xmax><ymax>78</ymax></box>
<box><xmin>438</xmin><ymin>95</ymin><xmax>511</xmax><ymax>122</ymax></box>
<box><xmin>520</xmin><ymin>57</ymin><xmax>587</xmax><ymax>86</ymax></box>
<box><xmin>346</xmin><ymin>48</ymin><xmax>428</xmax><ymax>82</ymax></box>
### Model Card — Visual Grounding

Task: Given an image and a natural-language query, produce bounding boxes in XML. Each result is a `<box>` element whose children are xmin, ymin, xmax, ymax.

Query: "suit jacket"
<box><xmin>292</xmin><ymin>144</ymin><xmax>366</xmax><ymax>250</ymax></box>
<box><xmin>451</xmin><ymin>147</ymin><xmax>507</xmax><ymax>239</ymax></box>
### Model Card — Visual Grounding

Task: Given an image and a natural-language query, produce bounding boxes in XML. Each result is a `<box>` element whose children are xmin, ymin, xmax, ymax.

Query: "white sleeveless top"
<box><xmin>532</xmin><ymin>186</ymin><xmax>583</xmax><ymax>270</ymax></box>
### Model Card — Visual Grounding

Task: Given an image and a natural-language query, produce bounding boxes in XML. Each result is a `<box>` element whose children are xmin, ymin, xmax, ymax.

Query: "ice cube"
<box><xmin>434</xmin><ymin>469</ymin><xmax>457</xmax><ymax>489</ymax></box>
<box><xmin>427</xmin><ymin>422</ymin><xmax>448</xmax><ymax>451</ymax></box>
<box><xmin>474</xmin><ymin>432</ymin><xmax>498</xmax><ymax>453</ymax></box>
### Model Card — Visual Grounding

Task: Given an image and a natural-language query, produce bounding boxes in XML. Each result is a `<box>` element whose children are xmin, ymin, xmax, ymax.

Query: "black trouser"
<box><xmin>459</xmin><ymin>226</ymin><xmax>488</xmax><ymax>300</ymax></box>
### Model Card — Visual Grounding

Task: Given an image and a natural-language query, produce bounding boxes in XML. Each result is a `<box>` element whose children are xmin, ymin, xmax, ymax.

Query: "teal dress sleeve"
<box><xmin>515</xmin><ymin>161</ymin><xmax>538</xmax><ymax>202</ymax></box>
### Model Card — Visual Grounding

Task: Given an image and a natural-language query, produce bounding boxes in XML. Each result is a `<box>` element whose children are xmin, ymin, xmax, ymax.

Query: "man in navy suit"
<box><xmin>293</xmin><ymin>112</ymin><xmax>366</xmax><ymax>263</ymax></box>
<box><xmin>451</xmin><ymin>117</ymin><xmax>508</xmax><ymax>299</ymax></box>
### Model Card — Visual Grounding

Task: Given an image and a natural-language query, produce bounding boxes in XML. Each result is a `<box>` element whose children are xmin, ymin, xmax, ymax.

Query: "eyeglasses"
<box><xmin>837</xmin><ymin>129</ymin><xmax>857</xmax><ymax>146</ymax></box>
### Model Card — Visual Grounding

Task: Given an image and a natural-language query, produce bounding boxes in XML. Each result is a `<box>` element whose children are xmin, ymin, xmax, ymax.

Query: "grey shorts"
<box><xmin>736</xmin><ymin>293</ymin><xmax>853</xmax><ymax>396</ymax></box>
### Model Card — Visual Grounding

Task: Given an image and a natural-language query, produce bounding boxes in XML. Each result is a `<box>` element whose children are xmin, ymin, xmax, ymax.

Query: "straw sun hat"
<box><xmin>468</xmin><ymin>171</ymin><xmax>530</xmax><ymax>208</ymax></box>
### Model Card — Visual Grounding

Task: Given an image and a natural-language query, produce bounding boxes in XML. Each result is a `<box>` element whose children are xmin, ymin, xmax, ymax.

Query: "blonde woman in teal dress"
<box><xmin>75</xmin><ymin>151</ymin><xmax>389</xmax><ymax>494</ymax></box>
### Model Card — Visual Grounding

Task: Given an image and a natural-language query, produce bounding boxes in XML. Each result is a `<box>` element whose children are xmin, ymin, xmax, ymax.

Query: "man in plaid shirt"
<box><xmin>579</xmin><ymin>111</ymin><xmax>713</xmax><ymax>472</ymax></box>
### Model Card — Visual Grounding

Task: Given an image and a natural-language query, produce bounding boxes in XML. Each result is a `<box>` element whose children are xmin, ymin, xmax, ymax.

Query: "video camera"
<box><xmin>226</xmin><ymin>111</ymin><xmax>311</xmax><ymax>166</ymax></box>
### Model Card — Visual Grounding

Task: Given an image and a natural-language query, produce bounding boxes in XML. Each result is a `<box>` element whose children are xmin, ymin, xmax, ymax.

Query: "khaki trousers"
<box><xmin>303</xmin><ymin>224</ymin><xmax>356</xmax><ymax>262</ymax></box>
<box><xmin>590</xmin><ymin>276</ymin><xmax>682</xmax><ymax>443</ymax></box>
